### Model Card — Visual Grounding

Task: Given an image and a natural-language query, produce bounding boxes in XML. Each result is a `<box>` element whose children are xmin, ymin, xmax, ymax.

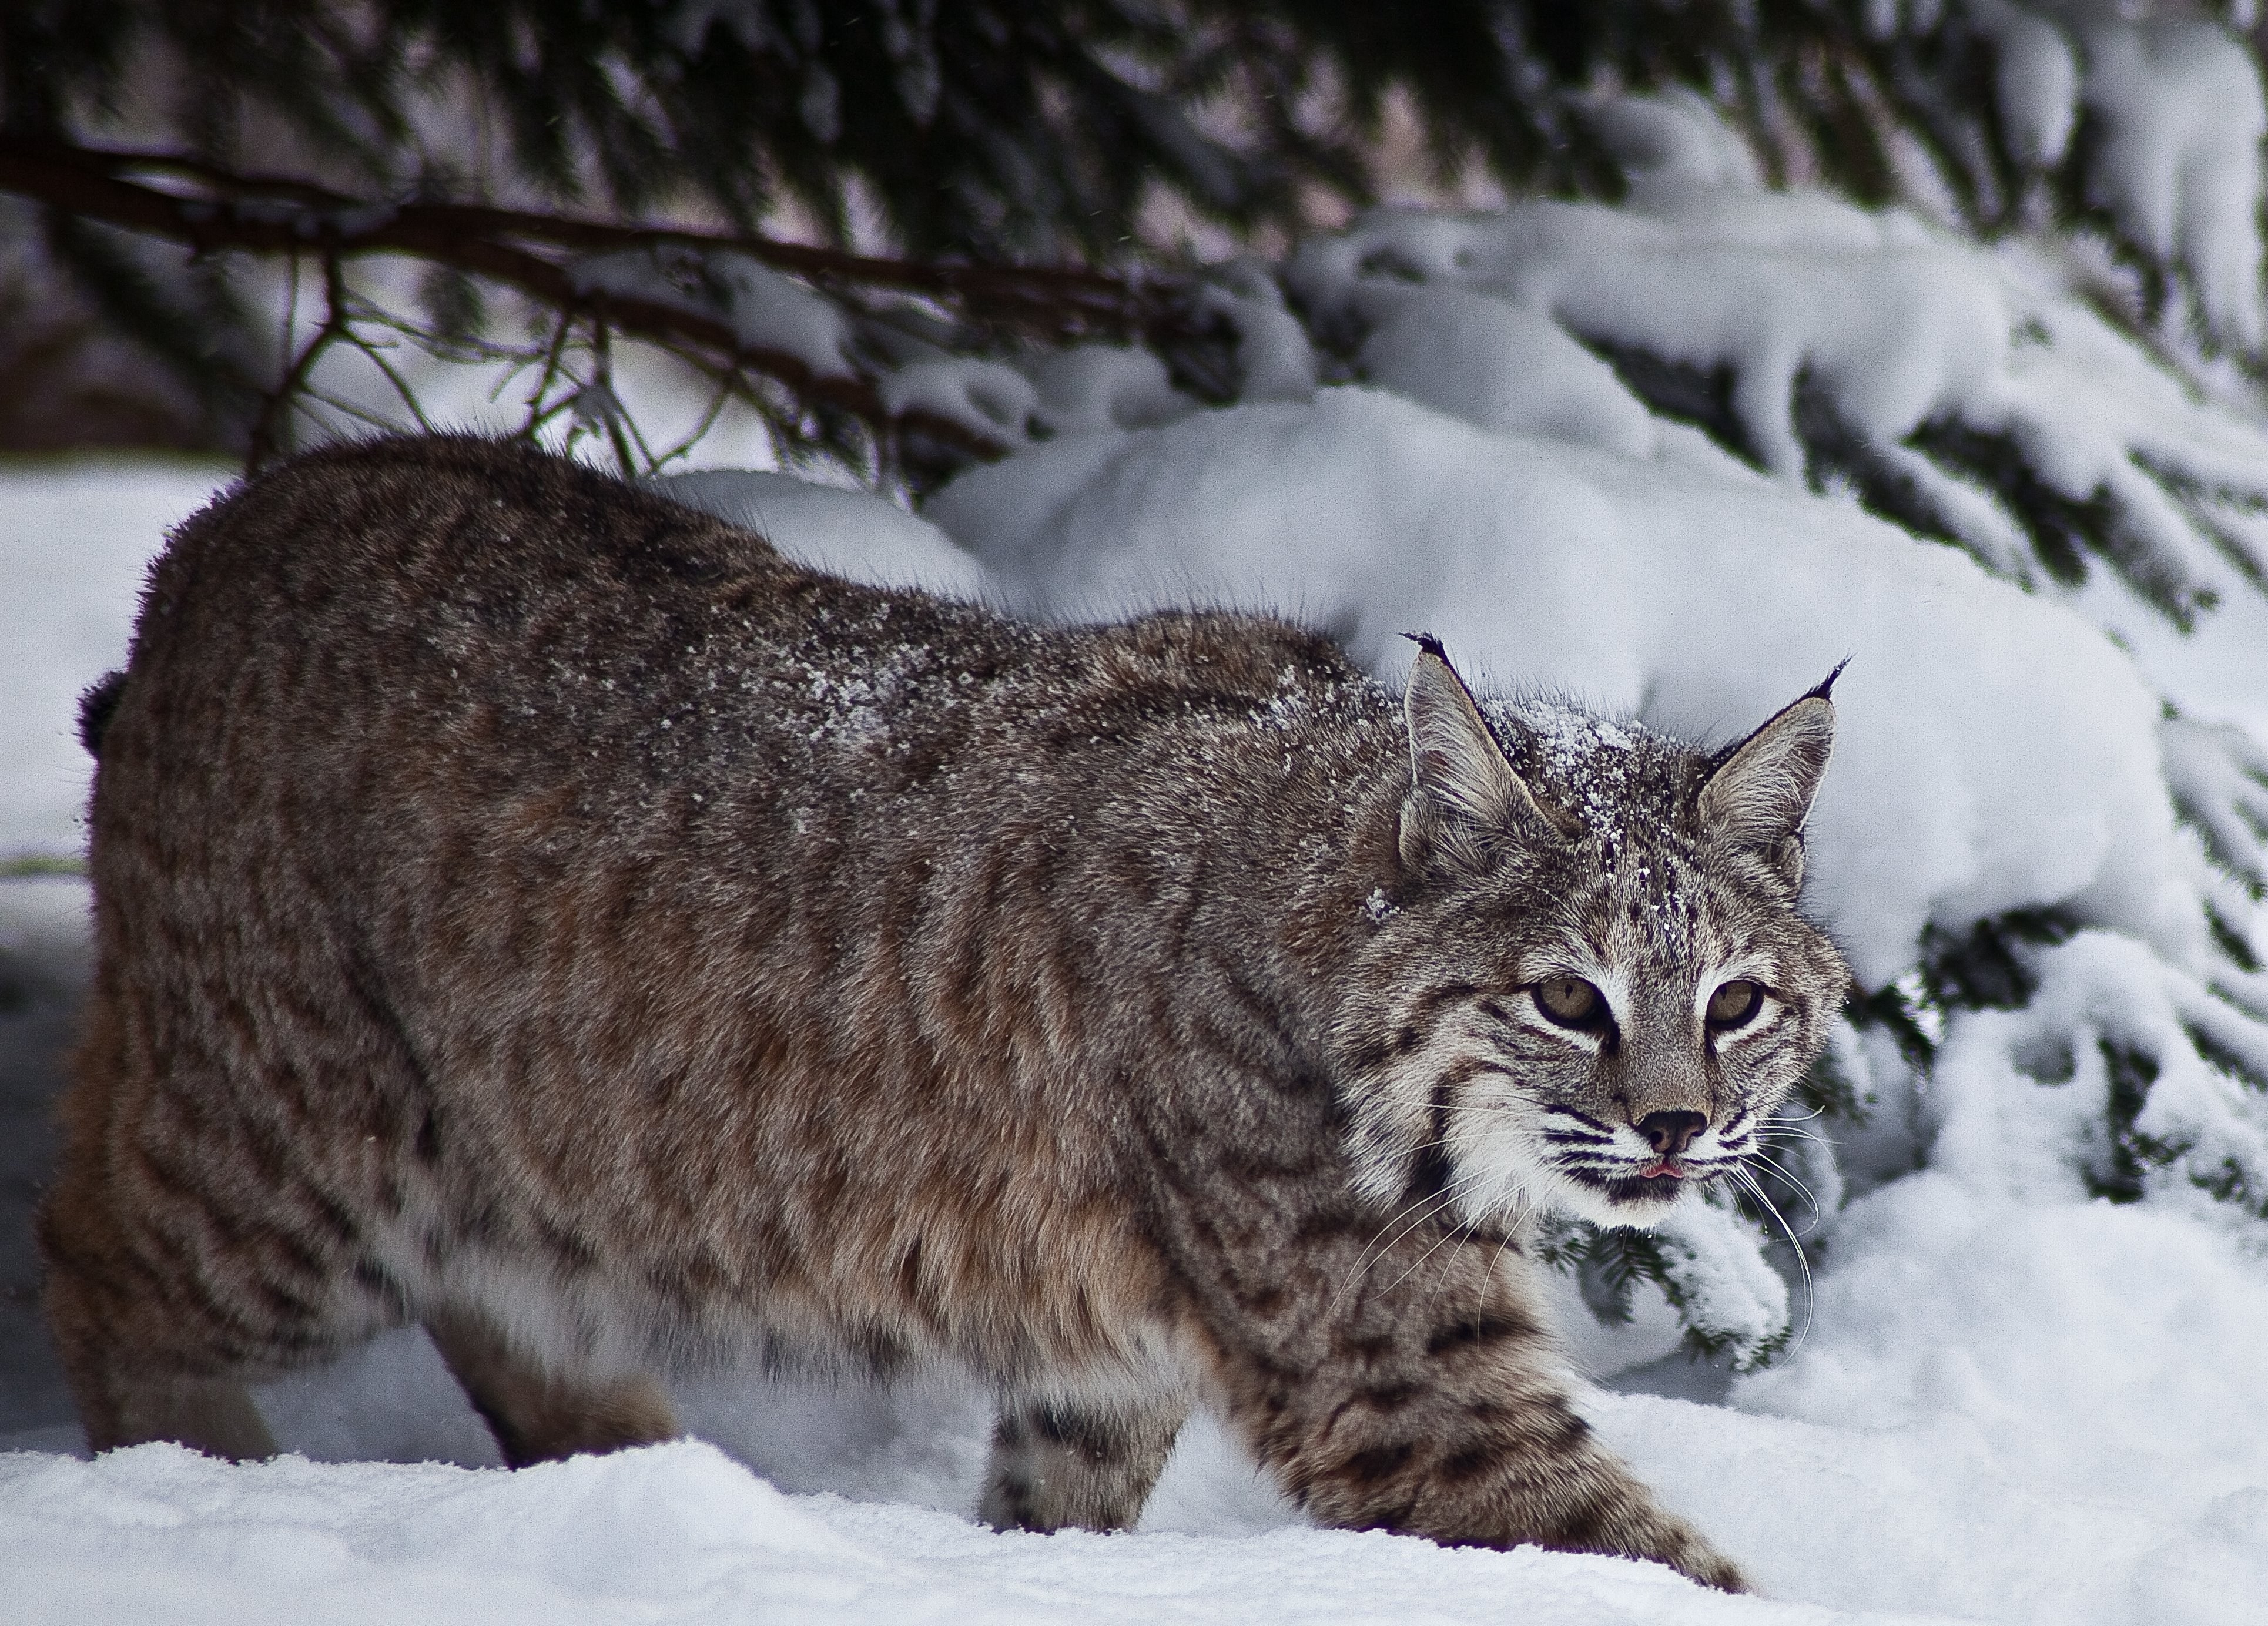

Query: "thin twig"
<box><xmin>651</xmin><ymin>368</ymin><xmax>739</xmax><ymax>472</ymax></box>
<box><xmin>295</xmin><ymin>384</ymin><xmax>420</xmax><ymax>437</ymax></box>
<box><xmin>517</xmin><ymin>309</ymin><xmax>580</xmax><ymax>439</ymax></box>
<box><xmin>339</xmin><ymin>328</ymin><xmax>438</xmax><ymax>432</ymax></box>
<box><xmin>246</xmin><ymin>247</ymin><xmax>353</xmax><ymax>472</ymax></box>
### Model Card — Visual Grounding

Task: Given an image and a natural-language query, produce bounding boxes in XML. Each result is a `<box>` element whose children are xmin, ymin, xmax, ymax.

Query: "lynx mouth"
<box><xmin>1564</xmin><ymin>1166</ymin><xmax>1700</xmax><ymax>1211</ymax></box>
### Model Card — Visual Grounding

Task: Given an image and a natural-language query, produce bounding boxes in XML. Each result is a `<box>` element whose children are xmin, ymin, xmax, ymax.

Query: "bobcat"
<box><xmin>41</xmin><ymin>435</ymin><xmax>1848</xmax><ymax>1591</ymax></box>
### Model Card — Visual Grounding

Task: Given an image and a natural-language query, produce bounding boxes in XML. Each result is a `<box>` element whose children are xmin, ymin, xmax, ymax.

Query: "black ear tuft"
<box><xmin>1803</xmin><ymin>657</ymin><xmax>1852</xmax><ymax>705</ymax></box>
<box><xmin>1697</xmin><ymin>679</ymin><xmax>1840</xmax><ymax>884</ymax></box>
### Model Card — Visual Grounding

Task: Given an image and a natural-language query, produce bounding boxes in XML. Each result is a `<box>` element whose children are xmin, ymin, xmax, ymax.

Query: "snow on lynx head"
<box><xmin>1339</xmin><ymin>639</ymin><xmax>1850</xmax><ymax>1232</ymax></box>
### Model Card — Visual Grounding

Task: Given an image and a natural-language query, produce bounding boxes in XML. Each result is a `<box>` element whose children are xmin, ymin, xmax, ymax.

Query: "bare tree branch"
<box><xmin>0</xmin><ymin>135</ymin><xmax>1194</xmax><ymax>467</ymax></box>
<box><xmin>64</xmin><ymin>143</ymin><xmax>1165</xmax><ymax>336</ymax></box>
<box><xmin>245</xmin><ymin>252</ymin><xmax>353</xmax><ymax>471</ymax></box>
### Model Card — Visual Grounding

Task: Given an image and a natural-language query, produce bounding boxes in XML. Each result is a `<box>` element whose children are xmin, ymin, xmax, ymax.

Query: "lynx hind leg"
<box><xmin>424</xmin><ymin>1307</ymin><xmax>681</xmax><ymax>1467</ymax></box>
<box><xmin>43</xmin><ymin>1265</ymin><xmax>280</xmax><ymax>1460</ymax></box>
<box><xmin>89</xmin><ymin>1374</ymin><xmax>277</xmax><ymax>1462</ymax></box>
<box><xmin>39</xmin><ymin>1005</ymin><xmax>290</xmax><ymax>1461</ymax></box>
<box><xmin>979</xmin><ymin>1396</ymin><xmax>1188</xmax><ymax>1534</ymax></box>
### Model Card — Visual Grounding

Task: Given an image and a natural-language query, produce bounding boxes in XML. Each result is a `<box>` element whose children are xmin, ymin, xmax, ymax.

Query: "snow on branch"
<box><xmin>1861</xmin><ymin>6</ymin><xmax>2268</xmax><ymax>356</ymax></box>
<box><xmin>2162</xmin><ymin>717</ymin><xmax>2268</xmax><ymax>901</ymax></box>
<box><xmin>1284</xmin><ymin>122</ymin><xmax>2268</xmax><ymax>628</ymax></box>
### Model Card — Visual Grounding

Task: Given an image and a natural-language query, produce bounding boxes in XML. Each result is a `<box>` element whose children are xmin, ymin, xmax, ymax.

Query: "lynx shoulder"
<box><xmin>41</xmin><ymin>434</ymin><xmax>1848</xmax><ymax>1591</ymax></box>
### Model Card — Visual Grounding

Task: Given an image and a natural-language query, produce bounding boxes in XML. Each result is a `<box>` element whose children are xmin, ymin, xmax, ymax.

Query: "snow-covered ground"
<box><xmin>6</xmin><ymin>413</ymin><xmax>2268</xmax><ymax>1622</ymax></box>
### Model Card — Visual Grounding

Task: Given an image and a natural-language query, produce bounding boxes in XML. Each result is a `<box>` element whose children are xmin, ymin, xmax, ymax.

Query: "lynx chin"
<box><xmin>42</xmin><ymin>435</ymin><xmax>1850</xmax><ymax>1593</ymax></box>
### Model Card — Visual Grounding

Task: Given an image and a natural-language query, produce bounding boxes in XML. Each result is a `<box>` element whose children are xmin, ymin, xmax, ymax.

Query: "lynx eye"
<box><xmin>1533</xmin><ymin>976</ymin><xmax>1607</xmax><ymax>1030</ymax></box>
<box><xmin>1706</xmin><ymin>980</ymin><xmax>1764</xmax><ymax>1029</ymax></box>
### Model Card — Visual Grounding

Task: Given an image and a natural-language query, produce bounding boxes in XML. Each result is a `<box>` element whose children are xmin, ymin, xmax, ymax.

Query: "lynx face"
<box><xmin>1339</xmin><ymin>645</ymin><xmax>1851</xmax><ymax>1232</ymax></box>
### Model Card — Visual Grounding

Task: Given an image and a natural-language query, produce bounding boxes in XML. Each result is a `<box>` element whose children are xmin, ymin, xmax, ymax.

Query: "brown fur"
<box><xmin>41</xmin><ymin>434</ymin><xmax>1850</xmax><ymax>1591</ymax></box>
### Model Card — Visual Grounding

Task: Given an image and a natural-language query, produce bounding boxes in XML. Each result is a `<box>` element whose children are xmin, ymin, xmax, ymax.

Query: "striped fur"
<box><xmin>41</xmin><ymin>435</ymin><xmax>1847</xmax><ymax>1592</ymax></box>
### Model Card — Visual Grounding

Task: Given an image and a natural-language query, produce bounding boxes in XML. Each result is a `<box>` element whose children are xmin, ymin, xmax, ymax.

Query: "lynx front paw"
<box><xmin>1579</xmin><ymin>1506</ymin><xmax>1748</xmax><ymax>1594</ymax></box>
<box><xmin>979</xmin><ymin>1397</ymin><xmax>1186</xmax><ymax>1533</ymax></box>
<box><xmin>1654</xmin><ymin>1530</ymin><xmax>1748</xmax><ymax>1594</ymax></box>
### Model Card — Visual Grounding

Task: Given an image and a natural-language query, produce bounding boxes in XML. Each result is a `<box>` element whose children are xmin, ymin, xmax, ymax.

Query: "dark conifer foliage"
<box><xmin>4</xmin><ymin>1</ymin><xmax>2260</xmax><ymax>462</ymax></box>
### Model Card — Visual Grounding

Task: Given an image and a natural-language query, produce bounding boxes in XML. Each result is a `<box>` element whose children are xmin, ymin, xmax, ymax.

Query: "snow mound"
<box><xmin>574</xmin><ymin>247</ymin><xmax>857</xmax><ymax>381</ymax></box>
<box><xmin>875</xmin><ymin>356</ymin><xmax>1040</xmax><ymax>443</ymax></box>
<box><xmin>0</xmin><ymin>1437</ymin><xmax>1778</xmax><ymax>1626</ymax></box>
<box><xmin>927</xmin><ymin>385</ymin><xmax>2193</xmax><ymax>992</ymax></box>
<box><xmin>1023</xmin><ymin>344</ymin><xmax>1197</xmax><ymax>435</ymax></box>
<box><xmin>1278</xmin><ymin>105</ymin><xmax>2268</xmax><ymax>621</ymax></box>
<box><xmin>648</xmin><ymin>468</ymin><xmax>997</xmax><ymax>601</ymax></box>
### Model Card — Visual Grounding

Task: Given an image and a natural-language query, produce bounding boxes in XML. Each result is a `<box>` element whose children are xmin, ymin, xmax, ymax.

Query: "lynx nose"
<box><xmin>1637</xmin><ymin>1110</ymin><xmax>1707</xmax><ymax>1156</ymax></box>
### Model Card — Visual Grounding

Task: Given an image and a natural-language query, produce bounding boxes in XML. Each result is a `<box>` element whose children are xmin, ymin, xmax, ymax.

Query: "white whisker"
<box><xmin>1758</xmin><ymin>1123</ymin><xmax>1831</xmax><ymax>1150</ymax></box>
<box><xmin>1741</xmin><ymin>1149</ymin><xmax>1821</xmax><ymax>1225</ymax></box>
<box><xmin>1381</xmin><ymin>1169</ymin><xmax>1494</xmax><ymax>1306</ymax></box>
<box><xmin>1733</xmin><ymin>1166</ymin><xmax>1813</xmax><ymax>1363</ymax></box>
<box><xmin>1326</xmin><ymin>1181</ymin><xmax>1468</xmax><ymax>1324</ymax></box>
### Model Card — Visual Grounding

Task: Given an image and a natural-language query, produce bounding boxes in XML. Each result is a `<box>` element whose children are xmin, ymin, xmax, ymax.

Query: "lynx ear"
<box><xmin>1399</xmin><ymin>636</ymin><xmax>1560</xmax><ymax>869</ymax></box>
<box><xmin>1697</xmin><ymin>663</ymin><xmax>1844</xmax><ymax>884</ymax></box>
